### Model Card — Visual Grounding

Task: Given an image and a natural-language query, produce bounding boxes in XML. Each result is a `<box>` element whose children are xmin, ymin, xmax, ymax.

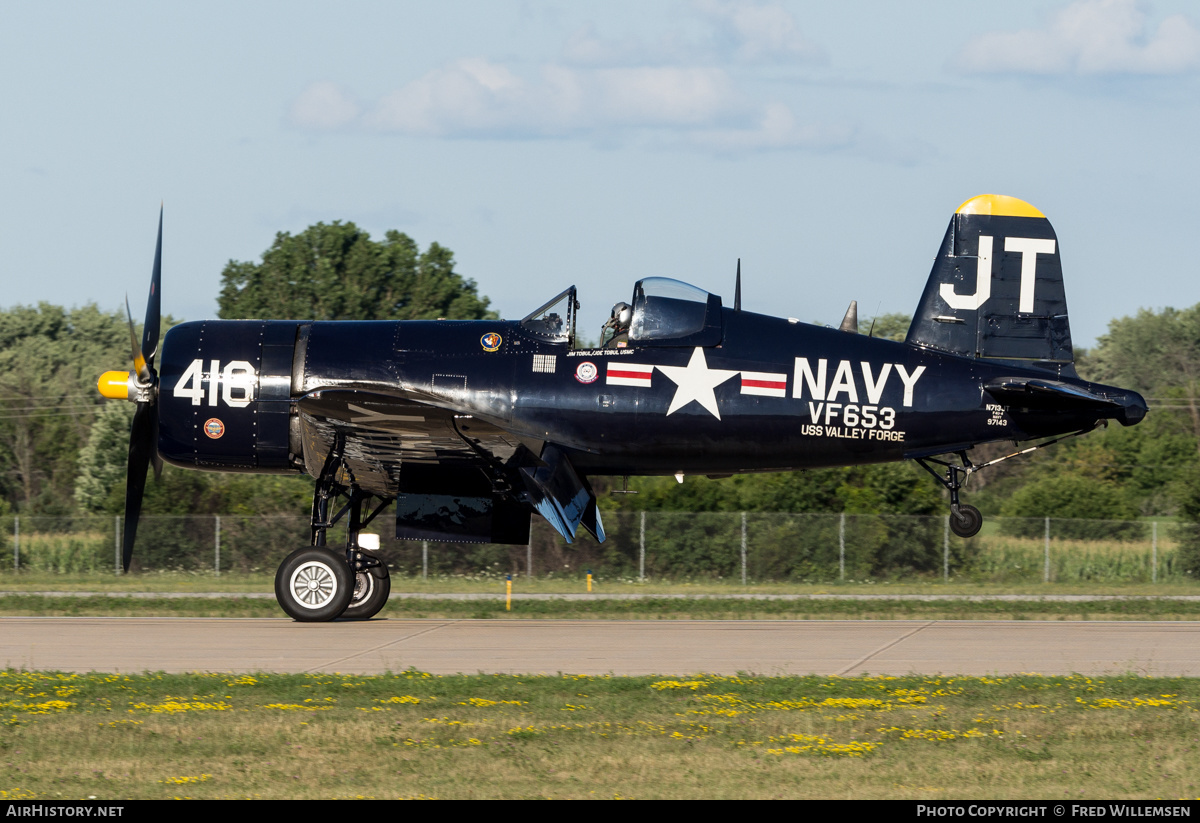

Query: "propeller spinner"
<box><xmin>96</xmin><ymin>207</ymin><xmax>163</xmax><ymax>572</ymax></box>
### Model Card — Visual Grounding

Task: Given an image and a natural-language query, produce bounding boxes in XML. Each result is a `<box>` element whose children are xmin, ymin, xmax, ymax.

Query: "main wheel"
<box><xmin>275</xmin><ymin>547</ymin><xmax>354</xmax><ymax>622</ymax></box>
<box><xmin>950</xmin><ymin>504</ymin><xmax>983</xmax><ymax>538</ymax></box>
<box><xmin>340</xmin><ymin>563</ymin><xmax>391</xmax><ymax>620</ymax></box>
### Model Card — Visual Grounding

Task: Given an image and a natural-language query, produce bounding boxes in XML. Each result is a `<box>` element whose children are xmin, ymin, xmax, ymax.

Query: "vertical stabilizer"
<box><xmin>906</xmin><ymin>194</ymin><xmax>1074</xmax><ymax>375</ymax></box>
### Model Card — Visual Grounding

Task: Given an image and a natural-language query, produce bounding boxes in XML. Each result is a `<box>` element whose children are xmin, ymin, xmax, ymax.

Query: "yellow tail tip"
<box><xmin>956</xmin><ymin>194</ymin><xmax>1045</xmax><ymax>218</ymax></box>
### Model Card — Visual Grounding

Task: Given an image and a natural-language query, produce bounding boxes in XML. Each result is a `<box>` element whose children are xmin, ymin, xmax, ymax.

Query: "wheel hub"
<box><xmin>289</xmin><ymin>560</ymin><xmax>339</xmax><ymax>609</ymax></box>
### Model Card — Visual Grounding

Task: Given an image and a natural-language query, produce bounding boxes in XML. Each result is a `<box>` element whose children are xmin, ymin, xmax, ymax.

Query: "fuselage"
<box><xmin>155</xmin><ymin>307</ymin><xmax>1145</xmax><ymax>479</ymax></box>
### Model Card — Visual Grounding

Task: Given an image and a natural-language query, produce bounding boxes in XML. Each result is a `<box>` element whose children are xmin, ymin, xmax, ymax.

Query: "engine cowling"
<box><xmin>157</xmin><ymin>320</ymin><xmax>302</xmax><ymax>473</ymax></box>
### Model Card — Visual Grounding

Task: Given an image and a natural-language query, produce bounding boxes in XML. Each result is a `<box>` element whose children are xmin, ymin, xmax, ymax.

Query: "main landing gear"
<box><xmin>274</xmin><ymin>438</ymin><xmax>392</xmax><ymax>622</ymax></box>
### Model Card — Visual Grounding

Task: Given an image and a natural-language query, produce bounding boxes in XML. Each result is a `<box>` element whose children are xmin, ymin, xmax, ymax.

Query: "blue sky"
<box><xmin>3</xmin><ymin>0</ymin><xmax>1198</xmax><ymax>347</ymax></box>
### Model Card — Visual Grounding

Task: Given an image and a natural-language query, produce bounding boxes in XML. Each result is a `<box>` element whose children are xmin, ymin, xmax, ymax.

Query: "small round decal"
<box><xmin>480</xmin><ymin>332</ymin><xmax>503</xmax><ymax>352</ymax></box>
<box><xmin>204</xmin><ymin>418</ymin><xmax>225</xmax><ymax>439</ymax></box>
<box><xmin>574</xmin><ymin>361</ymin><xmax>599</xmax><ymax>384</ymax></box>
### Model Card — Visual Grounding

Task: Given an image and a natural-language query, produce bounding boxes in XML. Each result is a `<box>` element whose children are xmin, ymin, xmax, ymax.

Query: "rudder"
<box><xmin>906</xmin><ymin>194</ymin><xmax>1074</xmax><ymax>375</ymax></box>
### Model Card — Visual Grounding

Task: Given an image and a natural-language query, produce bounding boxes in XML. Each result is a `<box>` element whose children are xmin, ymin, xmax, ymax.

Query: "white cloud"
<box><xmin>694</xmin><ymin>0</ymin><xmax>826</xmax><ymax>64</ymax></box>
<box><xmin>287</xmin><ymin>81</ymin><xmax>361</xmax><ymax>129</ymax></box>
<box><xmin>688</xmin><ymin>102</ymin><xmax>853</xmax><ymax>153</ymax></box>
<box><xmin>955</xmin><ymin>0</ymin><xmax>1200</xmax><ymax>75</ymax></box>
<box><xmin>590</xmin><ymin>67</ymin><xmax>743</xmax><ymax>127</ymax></box>
<box><xmin>360</xmin><ymin>60</ymin><xmax>743</xmax><ymax>138</ymax></box>
<box><xmin>560</xmin><ymin>23</ymin><xmax>683</xmax><ymax>67</ymax></box>
<box><xmin>293</xmin><ymin>59</ymin><xmax>853</xmax><ymax>157</ymax></box>
<box><xmin>560</xmin><ymin>1</ymin><xmax>825</xmax><ymax>67</ymax></box>
<box><xmin>363</xmin><ymin>59</ymin><xmax>530</xmax><ymax>137</ymax></box>
<box><xmin>287</xmin><ymin>2</ymin><xmax>849</xmax><ymax>156</ymax></box>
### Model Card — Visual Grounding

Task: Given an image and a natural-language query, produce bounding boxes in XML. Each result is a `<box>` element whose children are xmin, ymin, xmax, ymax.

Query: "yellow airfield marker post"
<box><xmin>506</xmin><ymin>575</ymin><xmax>512</xmax><ymax>611</ymax></box>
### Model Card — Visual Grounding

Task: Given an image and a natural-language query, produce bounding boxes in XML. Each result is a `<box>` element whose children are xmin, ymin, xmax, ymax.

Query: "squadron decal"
<box><xmin>574</xmin><ymin>361</ymin><xmax>599</xmax><ymax>384</ymax></box>
<box><xmin>480</xmin><ymin>332</ymin><xmax>503</xmax><ymax>352</ymax></box>
<box><xmin>790</xmin><ymin>357</ymin><xmax>924</xmax><ymax>441</ymax></box>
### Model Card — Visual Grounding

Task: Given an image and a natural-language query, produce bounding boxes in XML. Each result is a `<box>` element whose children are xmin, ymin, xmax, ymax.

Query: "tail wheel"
<box><xmin>340</xmin><ymin>563</ymin><xmax>391</xmax><ymax>620</ymax></box>
<box><xmin>275</xmin><ymin>547</ymin><xmax>354</xmax><ymax>622</ymax></box>
<box><xmin>950</xmin><ymin>504</ymin><xmax>983</xmax><ymax>538</ymax></box>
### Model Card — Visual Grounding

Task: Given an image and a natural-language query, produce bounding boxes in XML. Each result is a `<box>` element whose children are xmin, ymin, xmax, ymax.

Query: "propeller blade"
<box><xmin>125</xmin><ymin>296</ymin><xmax>150</xmax><ymax>383</ymax></box>
<box><xmin>123</xmin><ymin>401</ymin><xmax>156</xmax><ymax>572</ymax></box>
<box><xmin>120</xmin><ymin>206</ymin><xmax>165</xmax><ymax>572</ymax></box>
<box><xmin>141</xmin><ymin>206</ymin><xmax>162</xmax><ymax>370</ymax></box>
<box><xmin>149</xmin><ymin>401</ymin><xmax>163</xmax><ymax>480</ymax></box>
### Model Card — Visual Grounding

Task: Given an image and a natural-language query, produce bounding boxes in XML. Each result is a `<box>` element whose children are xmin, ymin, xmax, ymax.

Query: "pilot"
<box><xmin>601</xmin><ymin>302</ymin><xmax>632</xmax><ymax>348</ymax></box>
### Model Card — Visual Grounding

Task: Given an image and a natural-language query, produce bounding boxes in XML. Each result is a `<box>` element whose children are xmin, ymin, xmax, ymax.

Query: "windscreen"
<box><xmin>520</xmin><ymin>286</ymin><xmax>577</xmax><ymax>344</ymax></box>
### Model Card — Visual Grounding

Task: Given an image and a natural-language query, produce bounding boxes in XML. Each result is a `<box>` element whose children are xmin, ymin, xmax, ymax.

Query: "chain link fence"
<box><xmin>2</xmin><ymin>513</ymin><xmax>1196</xmax><ymax>583</ymax></box>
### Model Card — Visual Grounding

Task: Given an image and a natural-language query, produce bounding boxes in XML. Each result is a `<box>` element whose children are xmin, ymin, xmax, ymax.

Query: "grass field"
<box><xmin>2</xmin><ymin>670</ymin><xmax>1198</xmax><ymax>799</ymax></box>
<box><xmin>1</xmin><ymin>569</ymin><xmax>1199</xmax><ymax>620</ymax></box>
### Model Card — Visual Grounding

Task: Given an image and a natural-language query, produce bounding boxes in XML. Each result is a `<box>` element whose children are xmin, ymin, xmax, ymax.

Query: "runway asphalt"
<box><xmin>3</xmin><ymin>617</ymin><xmax>1198</xmax><ymax>677</ymax></box>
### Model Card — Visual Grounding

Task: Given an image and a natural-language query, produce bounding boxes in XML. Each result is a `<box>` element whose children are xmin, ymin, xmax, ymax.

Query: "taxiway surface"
<box><xmin>3</xmin><ymin>618</ymin><xmax>1198</xmax><ymax>676</ymax></box>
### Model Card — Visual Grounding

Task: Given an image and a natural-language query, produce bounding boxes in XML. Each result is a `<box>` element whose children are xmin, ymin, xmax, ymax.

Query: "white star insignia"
<box><xmin>655</xmin><ymin>347</ymin><xmax>739</xmax><ymax>420</ymax></box>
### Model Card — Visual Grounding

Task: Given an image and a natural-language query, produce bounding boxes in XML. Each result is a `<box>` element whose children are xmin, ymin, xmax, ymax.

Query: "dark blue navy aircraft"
<box><xmin>100</xmin><ymin>194</ymin><xmax>1147</xmax><ymax>621</ymax></box>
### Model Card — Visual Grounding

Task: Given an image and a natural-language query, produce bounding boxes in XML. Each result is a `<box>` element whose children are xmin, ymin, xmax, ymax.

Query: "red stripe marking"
<box><xmin>742</xmin><ymin>378</ymin><xmax>786</xmax><ymax>389</ymax></box>
<box><xmin>609</xmin><ymin>369</ymin><xmax>652</xmax><ymax>380</ymax></box>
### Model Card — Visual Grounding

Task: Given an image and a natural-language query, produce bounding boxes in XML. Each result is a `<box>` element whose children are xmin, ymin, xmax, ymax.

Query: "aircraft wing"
<box><xmin>297</xmin><ymin>388</ymin><xmax>603</xmax><ymax>545</ymax></box>
<box><xmin>296</xmin><ymin>389</ymin><xmax>526</xmax><ymax>497</ymax></box>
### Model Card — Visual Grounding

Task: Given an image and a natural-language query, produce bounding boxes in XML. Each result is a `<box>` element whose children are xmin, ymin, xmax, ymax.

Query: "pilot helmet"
<box><xmin>611</xmin><ymin>302</ymin><xmax>632</xmax><ymax>327</ymax></box>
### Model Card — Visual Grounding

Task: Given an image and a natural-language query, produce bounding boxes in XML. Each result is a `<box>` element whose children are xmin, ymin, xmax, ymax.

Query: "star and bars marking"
<box><xmin>602</xmin><ymin>349</ymin><xmax>787</xmax><ymax>420</ymax></box>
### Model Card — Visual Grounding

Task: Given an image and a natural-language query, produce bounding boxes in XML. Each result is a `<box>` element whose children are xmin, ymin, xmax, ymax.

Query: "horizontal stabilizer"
<box><xmin>984</xmin><ymin>377</ymin><xmax>1148</xmax><ymax>425</ymax></box>
<box><xmin>984</xmin><ymin>377</ymin><xmax>1117</xmax><ymax>409</ymax></box>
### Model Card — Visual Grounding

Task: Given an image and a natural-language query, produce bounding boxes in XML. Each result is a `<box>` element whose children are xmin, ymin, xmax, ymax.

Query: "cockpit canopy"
<box><xmin>521</xmin><ymin>278</ymin><xmax>723</xmax><ymax>349</ymax></box>
<box><xmin>629</xmin><ymin>277</ymin><xmax>723</xmax><ymax>347</ymax></box>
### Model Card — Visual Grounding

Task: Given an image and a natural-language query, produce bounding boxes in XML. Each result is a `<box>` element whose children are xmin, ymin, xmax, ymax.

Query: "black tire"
<box><xmin>340</xmin><ymin>564</ymin><xmax>391</xmax><ymax>620</ymax></box>
<box><xmin>275</xmin><ymin>547</ymin><xmax>354</xmax><ymax>622</ymax></box>
<box><xmin>950</xmin><ymin>504</ymin><xmax>983</xmax><ymax>538</ymax></box>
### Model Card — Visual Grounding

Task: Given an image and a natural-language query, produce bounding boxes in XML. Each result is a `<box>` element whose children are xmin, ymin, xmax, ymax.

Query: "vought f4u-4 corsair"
<box><xmin>99</xmin><ymin>194</ymin><xmax>1147</xmax><ymax>621</ymax></box>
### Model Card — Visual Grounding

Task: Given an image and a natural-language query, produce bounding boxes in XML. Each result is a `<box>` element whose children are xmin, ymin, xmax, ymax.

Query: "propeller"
<box><xmin>101</xmin><ymin>207</ymin><xmax>163</xmax><ymax>572</ymax></box>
